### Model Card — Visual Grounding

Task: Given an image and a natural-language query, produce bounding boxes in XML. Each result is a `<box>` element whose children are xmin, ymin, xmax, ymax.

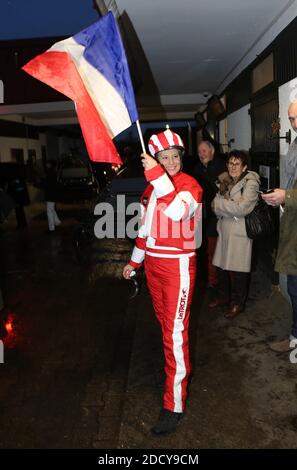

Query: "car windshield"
<box><xmin>58</xmin><ymin>156</ymin><xmax>91</xmax><ymax>179</ymax></box>
<box><xmin>60</xmin><ymin>156</ymin><xmax>86</xmax><ymax>169</ymax></box>
<box><xmin>60</xmin><ymin>167</ymin><xmax>89</xmax><ymax>178</ymax></box>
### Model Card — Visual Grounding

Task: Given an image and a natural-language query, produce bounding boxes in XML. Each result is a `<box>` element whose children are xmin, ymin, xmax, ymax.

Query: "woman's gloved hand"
<box><xmin>219</xmin><ymin>180</ymin><xmax>229</xmax><ymax>195</ymax></box>
<box><xmin>217</xmin><ymin>172</ymin><xmax>232</xmax><ymax>197</ymax></box>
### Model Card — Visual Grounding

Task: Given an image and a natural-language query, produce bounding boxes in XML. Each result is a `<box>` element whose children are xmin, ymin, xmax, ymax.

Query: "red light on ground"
<box><xmin>5</xmin><ymin>321</ymin><xmax>13</xmax><ymax>334</ymax></box>
<box><xmin>4</xmin><ymin>312</ymin><xmax>15</xmax><ymax>335</ymax></box>
<box><xmin>2</xmin><ymin>312</ymin><xmax>18</xmax><ymax>350</ymax></box>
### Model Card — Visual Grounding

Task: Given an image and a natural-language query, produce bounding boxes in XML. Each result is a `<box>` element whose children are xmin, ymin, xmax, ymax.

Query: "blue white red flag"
<box><xmin>22</xmin><ymin>12</ymin><xmax>138</xmax><ymax>165</ymax></box>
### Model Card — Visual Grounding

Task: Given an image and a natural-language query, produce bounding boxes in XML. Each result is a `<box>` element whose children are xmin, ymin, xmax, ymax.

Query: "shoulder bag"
<box><xmin>245</xmin><ymin>197</ymin><xmax>275</xmax><ymax>239</ymax></box>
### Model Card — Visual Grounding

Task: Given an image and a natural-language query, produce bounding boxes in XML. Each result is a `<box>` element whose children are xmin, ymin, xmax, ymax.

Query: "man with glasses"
<box><xmin>263</xmin><ymin>100</ymin><xmax>297</xmax><ymax>353</ymax></box>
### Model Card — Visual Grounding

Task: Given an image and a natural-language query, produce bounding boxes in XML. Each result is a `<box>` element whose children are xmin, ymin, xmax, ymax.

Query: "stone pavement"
<box><xmin>119</xmin><ymin>266</ymin><xmax>297</xmax><ymax>448</ymax></box>
<box><xmin>0</xmin><ymin>203</ymin><xmax>137</xmax><ymax>448</ymax></box>
<box><xmin>0</xmin><ymin>203</ymin><xmax>296</xmax><ymax>448</ymax></box>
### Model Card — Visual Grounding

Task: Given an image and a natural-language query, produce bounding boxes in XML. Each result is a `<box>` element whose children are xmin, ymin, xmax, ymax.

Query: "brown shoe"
<box><xmin>269</xmin><ymin>339</ymin><xmax>296</xmax><ymax>353</ymax></box>
<box><xmin>208</xmin><ymin>297</ymin><xmax>229</xmax><ymax>308</ymax></box>
<box><xmin>224</xmin><ymin>304</ymin><xmax>244</xmax><ymax>319</ymax></box>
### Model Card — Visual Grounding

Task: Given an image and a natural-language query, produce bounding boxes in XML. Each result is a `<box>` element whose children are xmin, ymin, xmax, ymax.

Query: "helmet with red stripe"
<box><xmin>148</xmin><ymin>129</ymin><xmax>185</xmax><ymax>157</ymax></box>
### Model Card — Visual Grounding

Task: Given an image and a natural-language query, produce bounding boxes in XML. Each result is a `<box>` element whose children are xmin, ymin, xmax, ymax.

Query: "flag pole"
<box><xmin>136</xmin><ymin>120</ymin><xmax>146</xmax><ymax>154</ymax></box>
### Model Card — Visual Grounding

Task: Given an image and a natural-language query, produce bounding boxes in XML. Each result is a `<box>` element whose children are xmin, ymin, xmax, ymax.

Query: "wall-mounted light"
<box><xmin>227</xmin><ymin>138</ymin><xmax>235</xmax><ymax>148</ymax></box>
<box><xmin>271</xmin><ymin>118</ymin><xmax>291</xmax><ymax>144</ymax></box>
<box><xmin>279</xmin><ymin>129</ymin><xmax>291</xmax><ymax>144</ymax></box>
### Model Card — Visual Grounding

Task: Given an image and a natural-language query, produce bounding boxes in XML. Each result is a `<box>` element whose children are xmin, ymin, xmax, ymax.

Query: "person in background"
<box><xmin>263</xmin><ymin>100</ymin><xmax>297</xmax><ymax>353</ymax></box>
<box><xmin>0</xmin><ymin>185</ymin><xmax>16</xmax><ymax>224</ymax></box>
<box><xmin>209</xmin><ymin>150</ymin><xmax>260</xmax><ymax>318</ymax></box>
<box><xmin>123</xmin><ymin>128</ymin><xmax>203</xmax><ymax>435</ymax></box>
<box><xmin>193</xmin><ymin>141</ymin><xmax>226</xmax><ymax>293</ymax></box>
<box><xmin>6</xmin><ymin>173</ymin><xmax>29</xmax><ymax>229</ymax></box>
<box><xmin>44</xmin><ymin>161</ymin><xmax>61</xmax><ymax>233</ymax></box>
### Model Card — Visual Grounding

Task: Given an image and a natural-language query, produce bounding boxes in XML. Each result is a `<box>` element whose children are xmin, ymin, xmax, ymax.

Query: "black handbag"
<box><xmin>245</xmin><ymin>197</ymin><xmax>275</xmax><ymax>239</ymax></box>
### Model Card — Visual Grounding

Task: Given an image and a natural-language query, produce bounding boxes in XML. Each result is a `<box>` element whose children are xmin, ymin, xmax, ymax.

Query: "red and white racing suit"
<box><xmin>129</xmin><ymin>164</ymin><xmax>203</xmax><ymax>413</ymax></box>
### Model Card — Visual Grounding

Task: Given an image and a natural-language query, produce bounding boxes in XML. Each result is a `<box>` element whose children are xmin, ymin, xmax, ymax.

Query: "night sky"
<box><xmin>1</xmin><ymin>0</ymin><xmax>99</xmax><ymax>40</ymax></box>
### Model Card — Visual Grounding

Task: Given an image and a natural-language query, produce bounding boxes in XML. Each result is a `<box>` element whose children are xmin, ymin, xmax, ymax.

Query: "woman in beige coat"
<box><xmin>209</xmin><ymin>150</ymin><xmax>260</xmax><ymax>318</ymax></box>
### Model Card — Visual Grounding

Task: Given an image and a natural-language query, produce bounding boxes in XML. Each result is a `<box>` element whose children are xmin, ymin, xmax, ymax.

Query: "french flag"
<box><xmin>22</xmin><ymin>12</ymin><xmax>138</xmax><ymax>165</ymax></box>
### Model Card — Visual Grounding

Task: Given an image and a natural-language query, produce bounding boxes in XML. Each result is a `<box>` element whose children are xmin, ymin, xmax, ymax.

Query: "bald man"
<box><xmin>263</xmin><ymin>100</ymin><xmax>297</xmax><ymax>353</ymax></box>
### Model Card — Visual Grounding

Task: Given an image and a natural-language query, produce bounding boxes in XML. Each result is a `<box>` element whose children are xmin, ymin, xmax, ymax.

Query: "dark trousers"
<box><xmin>217</xmin><ymin>268</ymin><xmax>249</xmax><ymax>307</ymax></box>
<box><xmin>207</xmin><ymin>236</ymin><xmax>218</xmax><ymax>287</ymax></box>
<box><xmin>15</xmin><ymin>205</ymin><xmax>27</xmax><ymax>229</ymax></box>
<box><xmin>199</xmin><ymin>235</ymin><xmax>218</xmax><ymax>287</ymax></box>
<box><xmin>287</xmin><ymin>275</ymin><xmax>297</xmax><ymax>339</ymax></box>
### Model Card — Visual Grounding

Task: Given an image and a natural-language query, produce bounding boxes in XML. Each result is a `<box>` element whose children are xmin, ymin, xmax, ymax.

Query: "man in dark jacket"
<box><xmin>193</xmin><ymin>141</ymin><xmax>226</xmax><ymax>290</ymax></box>
<box><xmin>263</xmin><ymin>100</ymin><xmax>297</xmax><ymax>353</ymax></box>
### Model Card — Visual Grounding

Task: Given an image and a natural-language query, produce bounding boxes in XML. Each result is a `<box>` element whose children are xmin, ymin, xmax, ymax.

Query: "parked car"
<box><xmin>57</xmin><ymin>156</ymin><xmax>99</xmax><ymax>202</ymax></box>
<box><xmin>94</xmin><ymin>160</ymin><xmax>147</xmax><ymax>242</ymax></box>
<box><xmin>72</xmin><ymin>163</ymin><xmax>147</xmax><ymax>265</ymax></box>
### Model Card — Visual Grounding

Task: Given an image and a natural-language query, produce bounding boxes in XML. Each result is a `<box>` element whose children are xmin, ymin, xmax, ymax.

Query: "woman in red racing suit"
<box><xmin>123</xmin><ymin>129</ymin><xmax>202</xmax><ymax>435</ymax></box>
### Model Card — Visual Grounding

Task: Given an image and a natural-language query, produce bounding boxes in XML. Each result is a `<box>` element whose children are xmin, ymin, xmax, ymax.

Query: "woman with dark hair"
<box><xmin>209</xmin><ymin>150</ymin><xmax>260</xmax><ymax>318</ymax></box>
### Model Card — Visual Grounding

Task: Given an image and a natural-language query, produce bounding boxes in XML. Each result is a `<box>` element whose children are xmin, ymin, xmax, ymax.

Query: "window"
<box><xmin>252</xmin><ymin>54</ymin><xmax>274</xmax><ymax>94</ymax></box>
<box><xmin>11</xmin><ymin>148</ymin><xmax>24</xmax><ymax>164</ymax></box>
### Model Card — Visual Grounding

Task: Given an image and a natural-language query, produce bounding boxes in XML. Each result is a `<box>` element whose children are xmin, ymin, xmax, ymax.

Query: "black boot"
<box><xmin>151</xmin><ymin>408</ymin><xmax>183</xmax><ymax>435</ymax></box>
